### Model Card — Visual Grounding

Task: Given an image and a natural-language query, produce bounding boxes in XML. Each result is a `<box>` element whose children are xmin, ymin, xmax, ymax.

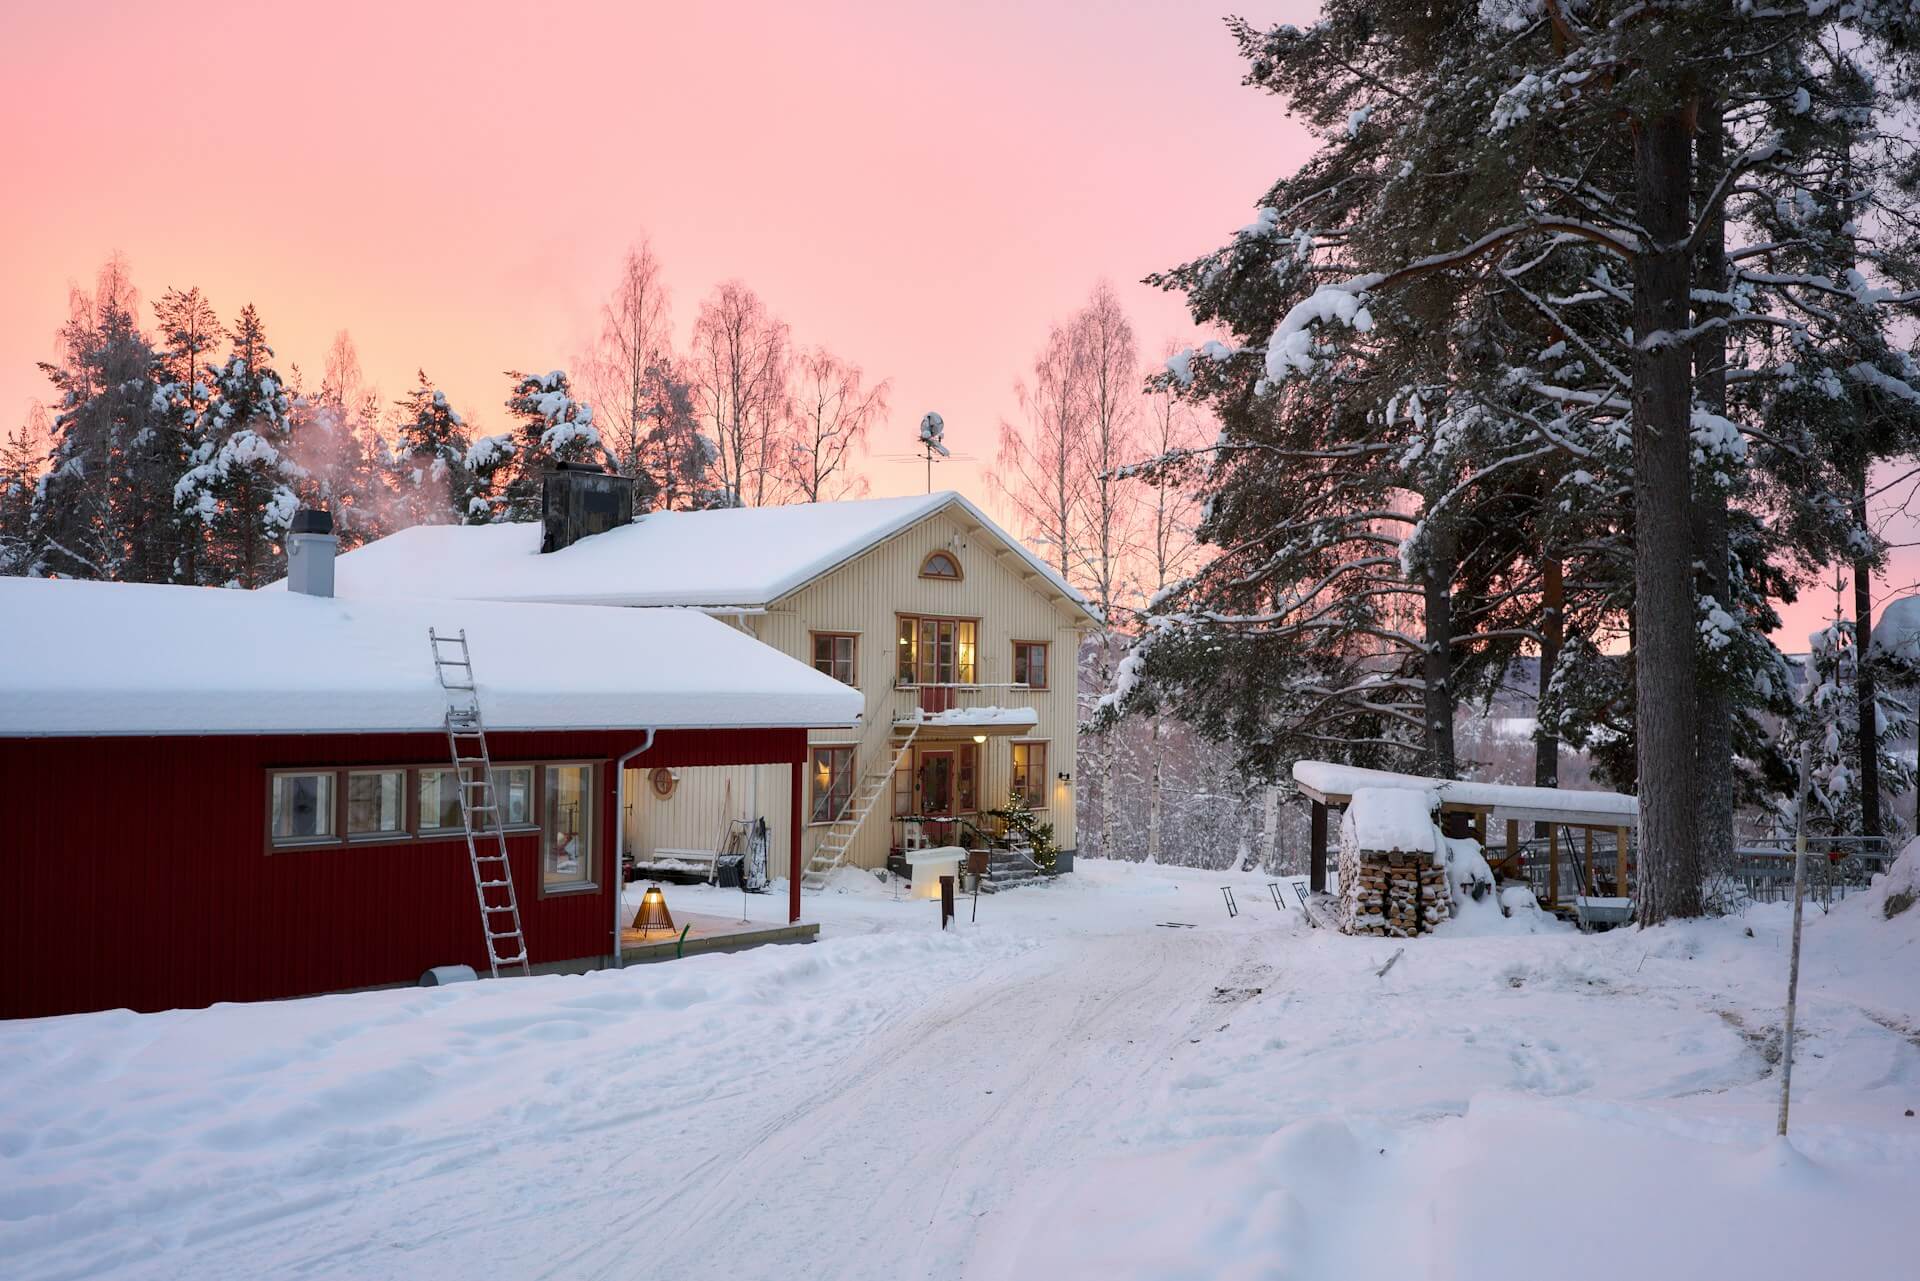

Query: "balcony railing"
<box><xmin>891</xmin><ymin>682</ymin><xmax>1036</xmax><ymax>724</ymax></box>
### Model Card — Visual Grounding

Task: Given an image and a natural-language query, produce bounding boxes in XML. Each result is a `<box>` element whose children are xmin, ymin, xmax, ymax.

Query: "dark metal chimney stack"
<box><xmin>541</xmin><ymin>463</ymin><xmax>636</xmax><ymax>554</ymax></box>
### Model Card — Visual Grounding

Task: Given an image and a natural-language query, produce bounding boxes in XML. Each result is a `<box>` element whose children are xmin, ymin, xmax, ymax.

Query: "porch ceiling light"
<box><xmin>972</xmin><ymin>733</ymin><xmax>987</xmax><ymax>744</ymax></box>
<box><xmin>632</xmin><ymin>883</ymin><xmax>675</xmax><ymax>936</ymax></box>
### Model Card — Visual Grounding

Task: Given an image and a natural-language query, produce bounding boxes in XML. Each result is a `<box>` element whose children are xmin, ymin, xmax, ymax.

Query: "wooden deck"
<box><xmin>619</xmin><ymin>911</ymin><xmax>819</xmax><ymax>963</ymax></box>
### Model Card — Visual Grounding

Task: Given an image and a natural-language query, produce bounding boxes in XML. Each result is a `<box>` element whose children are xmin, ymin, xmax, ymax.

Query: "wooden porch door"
<box><xmin>920</xmin><ymin>749</ymin><xmax>957</xmax><ymax>845</ymax></box>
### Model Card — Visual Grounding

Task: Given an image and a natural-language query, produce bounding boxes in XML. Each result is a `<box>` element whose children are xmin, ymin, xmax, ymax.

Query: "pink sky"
<box><xmin>0</xmin><ymin>0</ymin><xmax>1901</xmax><ymax>649</ymax></box>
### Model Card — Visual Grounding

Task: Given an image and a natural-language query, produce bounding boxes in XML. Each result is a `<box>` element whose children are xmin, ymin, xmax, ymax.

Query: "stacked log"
<box><xmin>1335</xmin><ymin>787</ymin><xmax>1454</xmax><ymax>937</ymax></box>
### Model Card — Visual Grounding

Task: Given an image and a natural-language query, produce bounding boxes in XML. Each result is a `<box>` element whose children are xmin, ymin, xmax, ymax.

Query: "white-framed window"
<box><xmin>542</xmin><ymin>763</ymin><xmax>595</xmax><ymax>892</ymax></box>
<box><xmin>345</xmin><ymin>769</ymin><xmax>406</xmax><ymax>840</ymax></box>
<box><xmin>896</xmin><ymin>616</ymin><xmax>978</xmax><ymax>686</ymax></box>
<box><xmin>812</xmin><ymin>632</ymin><xmax>858</xmax><ymax>685</ymax></box>
<box><xmin>270</xmin><ymin>771</ymin><xmax>336</xmax><ymax>845</ymax></box>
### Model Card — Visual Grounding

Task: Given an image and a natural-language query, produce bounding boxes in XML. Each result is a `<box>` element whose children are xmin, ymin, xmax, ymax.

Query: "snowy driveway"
<box><xmin>4</xmin><ymin>860</ymin><xmax>1918</xmax><ymax>1281</ymax></box>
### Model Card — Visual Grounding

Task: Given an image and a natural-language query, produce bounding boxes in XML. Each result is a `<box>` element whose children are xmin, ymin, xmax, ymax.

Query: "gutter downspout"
<box><xmin>613</xmin><ymin>728</ymin><xmax>657</xmax><ymax>969</ymax></box>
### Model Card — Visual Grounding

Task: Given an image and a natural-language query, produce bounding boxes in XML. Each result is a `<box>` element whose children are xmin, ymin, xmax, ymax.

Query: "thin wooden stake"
<box><xmin>1779</xmin><ymin>747</ymin><xmax>1811</xmax><ymax>1138</ymax></box>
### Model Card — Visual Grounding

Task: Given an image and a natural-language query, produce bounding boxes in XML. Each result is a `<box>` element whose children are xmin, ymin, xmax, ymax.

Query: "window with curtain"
<box><xmin>543</xmin><ymin>764</ymin><xmax>594</xmax><ymax>890</ymax></box>
<box><xmin>896</xmin><ymin>616</ymin><xmax>978</xmax><ymax>686</ymax></box>
<box><xmin>812</xmin><ymin>633</ymin><xmax>857</xmax><ymax>685</ymax></box>
<box><xmin>812</xmin><ymin>746</ymin><xmax>856</xmax><ymax>823</ymax></box>
<box><xmin>1012</xmin><ymin>642</ymin><xmax>1048</xmax><ymax>690</ymax></box>
<box><xmin>1010</xmin><ymin>741</ymin><xmax>1048</xmax><ymax>809</ymax></box>
<box><xmin>345</xmin><ymin>769</ymin><xmax>405</xmax><ymax>839</ymax></box>
<box><xmin>270</xmin><ymin>771</ymin><xmax>336</xmax><ymax>844</ymax></box>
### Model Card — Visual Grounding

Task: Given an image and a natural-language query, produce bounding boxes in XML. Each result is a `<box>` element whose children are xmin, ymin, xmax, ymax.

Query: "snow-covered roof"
<box><xmin>1293</xmin><ymin>760</ymin><xmax>1637</xmax><ymax>826</ymax></box>
<box><xmin>0</xmin><ymin>578</ymin><xmax>864</xmax><ymax>737</ymax></box>
<box><xmin>1343</xmin><ymin>787</ymin><xmax>1439</xmax><ymax>856</ymax></box>
<box><xmin>298</xmin><ymin>492</ymin><xmax>1099</xmax><ymax>621</ymax></box>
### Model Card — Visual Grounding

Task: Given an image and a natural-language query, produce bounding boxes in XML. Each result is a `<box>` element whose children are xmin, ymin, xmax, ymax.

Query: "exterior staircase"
<box><xmin>800</xmin><ymin>725</ymin><xmax>918</xmax><ymax>890</ymax></box>
<box><xmin>975</xmin><ymin>845</ymin><xmax>1046</xmax><ymax>893</ymax></box>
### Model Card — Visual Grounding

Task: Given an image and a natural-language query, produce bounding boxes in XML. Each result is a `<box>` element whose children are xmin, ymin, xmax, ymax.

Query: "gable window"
<box><xmin>811</xmin><ymin>745</ymin><xmax>856</xmax><ymax>824</ymax></box>
<box><xmin>812</xmin><ymin>632</ymin><xmax>857</xmax><ymax>685</ymax></box>
<box><xmin>542</xmin><ymin>763</ymin><xmax>595</xmax><ymax>892</ymax></box>
<box><xmin>270</xmin><ymin>771</ymin><xmax>336</xmax><ymax>845</ymax></box>
<box><xmin>1010</xmin><ymin>741</ymin><xmax>1048</xmax><ymax>810</ymax></box>
<box><xmin>345</xmin><ymin>769</ymin><xmax>405</xmax><ymax>839</ymax></box>
<box><xmin>1012</xmin><ymin>641</ymin><xmax>1049</xmax><ymax>690</ymax></box>
<box><xmin>896</xmin><ymin>616</ymin><xmax>977</xmax><ymax>686</ymax></box>
<box><xmin>919</xmin><ymin>550</ymin><xmax>962</xmax><ymax>580</ymax></box>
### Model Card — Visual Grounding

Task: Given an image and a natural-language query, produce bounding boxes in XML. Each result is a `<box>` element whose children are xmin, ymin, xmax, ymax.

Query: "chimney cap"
<box><xmin>290</xmin><ymin>509</ymin><xmax>335</xmax><ymax>535</ymax></box>
<box><xmin>553</xmin><ymin>461</ymin><xmax>607</xmax><ymax>474</ymax></box>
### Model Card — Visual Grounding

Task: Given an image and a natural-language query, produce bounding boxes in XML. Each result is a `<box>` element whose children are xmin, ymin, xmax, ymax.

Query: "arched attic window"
<box><xmin>919</xmin><ymin>550</ymin><xmax>963</xmax><ymax>581</ymax></box>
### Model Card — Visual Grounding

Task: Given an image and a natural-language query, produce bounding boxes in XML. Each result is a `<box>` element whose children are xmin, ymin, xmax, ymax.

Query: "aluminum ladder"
<box><xmin>801</xmin><ymin>725</ymin><xmax>918</xmax><ymax>890</ymax></box>
<box><xmin>429</xmin><ymin>627</ymin><xmax>530</xmax><ymax>978</ymax></box>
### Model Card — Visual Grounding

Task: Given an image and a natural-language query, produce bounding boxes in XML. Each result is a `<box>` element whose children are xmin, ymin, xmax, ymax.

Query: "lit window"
<box><xmin>345</xmin><ymin>769</ymin><xmax>405</xmax><ymax>839</ymax></box>
<box><xmin>270</xmin><ymin>771</ymin><xmax>336</xmax><ymax>844</ymax></box>
<box><xmin>543</xmin><ymin>764</ymin><xmax>594</xmax><ymax>890</ymax></box>
<box><xmin>897</xmin><ymin>616</ymin><xmax>978</xmax><ymax>685</ymax></box>
<box><xmin>919</xmin><ymin>551</ymin><xmax>962</xmax><ymax>580</ymax></box>
<box><xmin>1011</xmin><ymin>742</ymin><xmax>1048</xmax><ymax>809</ymax></box>
<box><xmin>1013</xmin><ymin>642</ymin><xmax>1048</xmax><ymax>690</ymax></box>
<box><xmin>813</xmin><ymin>633</ymin><xmax>857</xmax><ymax>685</ymax></box>
<box><xmin>812</xmin><ymin>746</ymin><xmax>856</xmax><ymax>823</ymax></box>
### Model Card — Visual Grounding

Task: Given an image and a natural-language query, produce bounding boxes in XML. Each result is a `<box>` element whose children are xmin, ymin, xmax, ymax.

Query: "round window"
<box><xmin>649</xmin><ymin>767</ymin><xmax>677</xmax><ymax>799</ymax></box>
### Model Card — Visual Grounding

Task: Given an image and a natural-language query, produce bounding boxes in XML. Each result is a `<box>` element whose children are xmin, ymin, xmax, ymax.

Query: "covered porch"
<box><xmin>1292</xmin><ymin>761</ymin><xmax>1639</xmax><ymax>913</ymax></box>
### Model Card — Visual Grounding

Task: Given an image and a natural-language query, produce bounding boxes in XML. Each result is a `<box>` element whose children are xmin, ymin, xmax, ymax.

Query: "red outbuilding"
<box><xmin>0</xmin><ymin>525</ymin><xmax>863</xmax><ymax>1020</ymax></box>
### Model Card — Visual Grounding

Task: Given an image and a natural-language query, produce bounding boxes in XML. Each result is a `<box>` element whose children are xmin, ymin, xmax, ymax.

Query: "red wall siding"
<box><xmin>0</xmin><ymin>727</ymin><xmax>806</xmax><ymax>1019</ymax></box>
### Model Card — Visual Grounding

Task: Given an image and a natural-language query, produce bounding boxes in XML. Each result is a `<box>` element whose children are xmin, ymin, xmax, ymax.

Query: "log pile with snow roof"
<box><xmin>1338</xmin><ymin>787</ymin><xmax>1451</xmax><ymax>937</ymax></box>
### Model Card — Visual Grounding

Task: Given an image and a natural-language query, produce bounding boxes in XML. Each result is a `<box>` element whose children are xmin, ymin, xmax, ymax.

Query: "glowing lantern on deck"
<box><xmin>631</xmin><ymin>884</ymin><xmax>675</xmax><ymax>935</ymax></box>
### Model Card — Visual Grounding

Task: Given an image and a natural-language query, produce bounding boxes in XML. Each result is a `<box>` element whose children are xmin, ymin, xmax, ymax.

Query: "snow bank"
<box><xmin>0</xmin><ymin>577</ymin><xmax>864</xmax><ymax>735</ymax></box>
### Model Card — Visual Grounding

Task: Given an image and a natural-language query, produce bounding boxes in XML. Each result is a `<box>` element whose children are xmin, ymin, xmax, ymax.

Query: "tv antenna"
<box><xmin>876</xmin><ymin>411</ymin><xmax>974</xmax><ymax>493</ymax></box>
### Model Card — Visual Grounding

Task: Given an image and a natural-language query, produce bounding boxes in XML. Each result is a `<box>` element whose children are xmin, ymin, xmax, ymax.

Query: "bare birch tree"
<box><xmin>691</xmin><ymin>281</ymin><xmax>791</xmax><ymax>507</ymax></box>
<box><xmin>785</xmin><ymin>347</ymin><xmax>888</xmax><ymax>502</ymax></box>
<box><xmin>580</xmin><ymin>240</ymin><xmax>674</xmax><ymax>479</ymax></box>
<box><xmin>993</xmin><ymin>320</ymin><xmax>1087</xmax><ymax>580</ymax></box>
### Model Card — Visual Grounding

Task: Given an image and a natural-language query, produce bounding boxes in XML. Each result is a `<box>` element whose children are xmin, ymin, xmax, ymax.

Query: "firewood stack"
<box><xmin>1344</xmin><ymin>850</ymin><xmax>1450</xmax><ymax>937</ymax></box>
<box><xmin>1336</xmin><ymin>786</ymin><xmax>1454</xmax><ymax>938</ymax></box>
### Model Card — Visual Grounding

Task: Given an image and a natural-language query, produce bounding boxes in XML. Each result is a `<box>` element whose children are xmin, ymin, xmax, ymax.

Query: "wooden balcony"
<box><xmin>891</xmin><ymin>683</ymin><xmax>1040</xmax><ymax>740</ymax></box>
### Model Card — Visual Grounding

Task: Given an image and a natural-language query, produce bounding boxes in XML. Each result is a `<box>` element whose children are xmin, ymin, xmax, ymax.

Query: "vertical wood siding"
<box><xmin>0</xmin><ymin>726</ymin><xmax>805</xmax><ymax>1019</ymax></box>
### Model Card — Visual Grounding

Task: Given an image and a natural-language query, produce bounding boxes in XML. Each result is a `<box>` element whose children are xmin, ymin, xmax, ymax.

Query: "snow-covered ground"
<box><xmin>4</xmin><ymin>858</ymin><xmax>1917</xmax><ymax>1281</ymax></box>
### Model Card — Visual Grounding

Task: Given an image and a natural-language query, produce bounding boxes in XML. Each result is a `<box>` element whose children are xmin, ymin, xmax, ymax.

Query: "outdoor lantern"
<box><xmin>972</xmin><ymin>733</ymin><xmax>987</xmax><ymax>744</ymax></box>
<box><xmin>631</xmin><ymin>883</ymin><xmax>675</xmax><ymax>935</ymax></box>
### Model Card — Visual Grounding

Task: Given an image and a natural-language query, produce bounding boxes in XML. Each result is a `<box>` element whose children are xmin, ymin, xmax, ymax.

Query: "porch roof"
<box><xmin>1291</xmin><ymin>760</ymin><xmax>1637</xmax><ymax>829</ymax></box>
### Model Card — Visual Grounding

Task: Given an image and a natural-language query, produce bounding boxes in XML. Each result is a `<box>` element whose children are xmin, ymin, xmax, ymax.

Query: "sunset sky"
<box><xmin>0</xmin><ymin>0</ymin><xmax>1905</xmax><ymax>646</ymax></box>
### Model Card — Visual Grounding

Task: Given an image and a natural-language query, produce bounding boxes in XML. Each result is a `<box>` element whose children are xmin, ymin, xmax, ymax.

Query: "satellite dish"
<box><xmin>918</xmin><ymin>411</ymin><xmax>950</xmax><ymax>456</ymax></box>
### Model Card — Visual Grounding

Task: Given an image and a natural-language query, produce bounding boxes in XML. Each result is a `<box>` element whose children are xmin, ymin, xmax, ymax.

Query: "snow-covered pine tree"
<box><xmin>467</xmin><ymin>369</ymin><xmax>611</xmax><ymax>522</ymax></box>
<box><xmin>173</xmin><ymin>305</ymin><xmax>303</xmax><ymax>588</ymax></box>
<box><xmin>0</xmin><ymin>405</ymin><xmax>48</xmax><ymax>575</ymax></box>
<box><xmin>391</xmin><ymin>371</ymin><xmax>475</xmax><ymax>527</ymax></box>
<box><xmin>148</xmin><ymin>285</ymin><xmax>224</xmax><ymax>584</ymax></box>
<box><xmin>1793</xmin><ymin>619</ymin><xmax>1915</xmax><ymax>841</ymax></box>
<box><xmin>29</xmin><ymin>258</ymin><xmax>162</xmax><ymax>582</ymax></box>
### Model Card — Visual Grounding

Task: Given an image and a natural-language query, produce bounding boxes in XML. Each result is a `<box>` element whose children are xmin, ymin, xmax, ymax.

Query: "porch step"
<box><xmin>978</xmin><ymin>872</ymin><xmax>1045</xmax><ymax>893</ymax></box>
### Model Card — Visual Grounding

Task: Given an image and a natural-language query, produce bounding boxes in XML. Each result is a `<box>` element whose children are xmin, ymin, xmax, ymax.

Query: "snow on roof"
<box><xmin>1343</xmin><ymin>787</ymin><xmax>1438</xmax><ymax>856</ymax></box>
<box><xmin>299</xmin><ymin>492</ymin><xmax>1099</xmax><ymax>620</ymax></box>
<box><xmin>0</xmin><ymin>578</ymin><xmax>864</xmax><ymax>737</ymax></box>
<box><xmin>1293</xmin><ymin>760</ymin><xmax>1638</xmax><ymax>824</ymax></box>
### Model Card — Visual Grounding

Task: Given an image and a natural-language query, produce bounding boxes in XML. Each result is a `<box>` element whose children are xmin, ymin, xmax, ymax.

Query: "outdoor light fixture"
<box><xmin>1057</xmin><ymin>771</ymin><xmax>1072</xmax><ymax>784</ymax></box>
<box><xmin>631</xmin><ymin>883</ymin><xmax>675</xmax><ymax>935</ymax></box>
<box><xmin>972</xmin><ymin>733</ymin><xmax>987</xmax><ymax>744</ymax></box>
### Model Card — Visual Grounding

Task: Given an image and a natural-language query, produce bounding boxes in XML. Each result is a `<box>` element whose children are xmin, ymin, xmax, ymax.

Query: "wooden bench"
<box><xmin>630</xmin><ymin>846</ymin><xmax>721</xmax><ymax>882</ymax></box>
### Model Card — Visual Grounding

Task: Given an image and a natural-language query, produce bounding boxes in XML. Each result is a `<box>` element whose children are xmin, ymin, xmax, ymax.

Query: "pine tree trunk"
<box><xmin>1692</xmin><ymin>98</ymin><xmax>1737</xmax><ymax>877</ymax></box>
<box><xmin>1422</xmin><ymin>512</ymin><xmax>1458</xmax><ymax>779</ymax></box>
<box><xmin>1535</xmin><ymin>554</ymin><xmax>1564</xmax><ymax>842</ymax></box>
<box><xmin>1854</xmin><ymin>470</ymin><xmax>1881</xmax><ymax>839</ymax></box>
<box><xmin>1633</xmin><ymin>108</ymin><xmax>1702</xmax><ymax>924</ymax></box>
<box><xmin>1261</xmin><ymin>784</ymin><xmax>1279</xmax><ymax>872</ymax></box>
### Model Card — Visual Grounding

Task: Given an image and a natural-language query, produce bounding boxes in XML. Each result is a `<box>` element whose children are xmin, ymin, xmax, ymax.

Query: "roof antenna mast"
<box><xmin>917</xmin><ymin>412</ymin><xmax>950</xmax><ymax>494</ymax></box>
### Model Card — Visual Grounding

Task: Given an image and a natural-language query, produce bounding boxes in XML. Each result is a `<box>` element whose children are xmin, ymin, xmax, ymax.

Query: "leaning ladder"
<box><xmin>429</xmin><ymin>627</ymin><xmax>531</xmax><ymax>978</ymax></box>
<box><xmin>801</xmin><ymin>725</ymin><xmax>919</xmax><ymax>890</ymax></box>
